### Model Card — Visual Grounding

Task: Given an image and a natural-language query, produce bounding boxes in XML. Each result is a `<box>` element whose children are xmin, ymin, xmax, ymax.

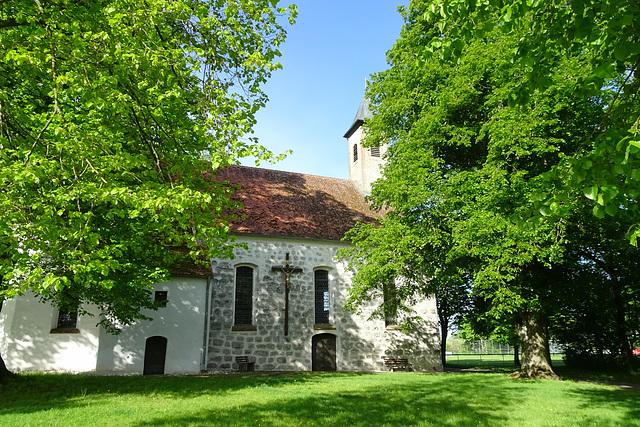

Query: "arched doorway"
<box><xmin>143</xmin><ymin>336</ymin><xmax>167</xmax><ymax>375</ymax></box>
<box><xmin>312</xmin><ymin>333</ymin><xmax>336</xmax><ymax>371</ymax></box>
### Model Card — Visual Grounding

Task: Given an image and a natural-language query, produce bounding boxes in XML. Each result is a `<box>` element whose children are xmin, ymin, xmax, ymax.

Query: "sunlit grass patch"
<box><xmin>0</xmin><ymin>371</ymin><xmax>638</xmax><ymax>426</ymax></box>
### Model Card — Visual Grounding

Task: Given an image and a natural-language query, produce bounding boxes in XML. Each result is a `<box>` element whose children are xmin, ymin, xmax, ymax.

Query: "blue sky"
<box><xmin>241</xmin><ymin>0</ymin><xmax>407</xmax><ymax>179</ymax></box>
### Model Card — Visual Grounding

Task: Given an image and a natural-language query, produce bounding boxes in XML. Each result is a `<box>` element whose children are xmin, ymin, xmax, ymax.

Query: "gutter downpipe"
<box><xmin>201</xmin><ymin>274</ymin><xmax>213</xmax><ymax>372</ymax></box>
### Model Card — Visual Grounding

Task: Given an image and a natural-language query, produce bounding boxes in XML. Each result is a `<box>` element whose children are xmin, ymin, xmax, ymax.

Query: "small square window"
<box><xmin>57</xmin><ymin>309</ymin><xmax>78</xmax><ymax>329</ymax></box>
<box><xmin>155</xmin><ymin>291</ymin><xmax>168</xmax><ymax>307</ymax></box>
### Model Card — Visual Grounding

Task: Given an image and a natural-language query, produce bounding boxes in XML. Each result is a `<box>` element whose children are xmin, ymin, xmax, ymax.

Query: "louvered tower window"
<box><xmin>353</xmin><ymin>144</ymin><xmax>358</xmax><ymax>162</ymax></box>
<box><xmin>370</xmin><ymin>146</ymin><xmax>380</xmax><ymax>157</ymax></box>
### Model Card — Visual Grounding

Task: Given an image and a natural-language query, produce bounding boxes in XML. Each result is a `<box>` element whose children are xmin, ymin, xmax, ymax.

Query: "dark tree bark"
<box><xmin>514</xmin><ymin>311</ymin><xmax>557</xmax><ymax>379</ymax></box>
<box><xmin>513</xmin><ymin>345</ymin><xmax>520</xmax><ymax>366</ymax></box>
<box><xmin>609</xmin><ymin>277</ymin><xmax>633</xmax><ymax>370</ymax></box>
<box><xmin>0</xmin><ymin>298</ymin><xmax>15</xmax><ymax>383</ymax></box>
<box><xmin>0</xmin><ymin>351</ymin><xmax>12</xmax><ymax>383</ymax></box>
<box><xmin>439</xmin><ymin>315</ymin><xmax>449</xmax><ymax>368</ymax></box>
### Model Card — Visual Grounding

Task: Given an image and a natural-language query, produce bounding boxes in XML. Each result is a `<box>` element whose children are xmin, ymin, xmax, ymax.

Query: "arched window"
<box><xmin>234</xmin><ymin>266</ymin><xmax>254</xmax><ymax>326</ymax></box>
<box><xmin>353</xmin><ymin>143</ymin><xmax>358</xmax><ymax>162</ymax></box>
<box><xmin>383</xmin><ymin>279</ymin><xmax>399</xmax><ymax>328</ymax></box>
<box><xmin>314</xmin><ymin>270</ymin><xmax>330</xmax><ymax>324</ymax></box>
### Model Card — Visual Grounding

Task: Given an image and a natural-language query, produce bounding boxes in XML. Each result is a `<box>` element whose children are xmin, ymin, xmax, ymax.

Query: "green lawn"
<box><xmin>445</xmin><ymin>353</ymin><xmax>565</xmax><ymax>369</ymax></box>
<box><xmin>1</xmin><ymin>371</ymin><xmax>638</xmax><ymax>426</ymax></box>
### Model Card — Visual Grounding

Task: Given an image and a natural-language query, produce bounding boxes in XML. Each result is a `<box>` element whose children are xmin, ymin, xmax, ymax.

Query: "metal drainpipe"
<box><xmin>201</xmin><ymin>275</ymin><xmax>213</xmax><ymax>372</ymax></box>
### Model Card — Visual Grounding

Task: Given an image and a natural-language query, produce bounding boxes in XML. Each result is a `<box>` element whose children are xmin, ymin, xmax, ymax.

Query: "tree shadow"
<box><xmin>2</xmin><ymin>372</ymin><xmax>639</xmax><ymax>425</ymax></box>
<box><xmin>133</xmin><ymin>373</ymin><xmax>516</xmax><ymax>426</ymax></box>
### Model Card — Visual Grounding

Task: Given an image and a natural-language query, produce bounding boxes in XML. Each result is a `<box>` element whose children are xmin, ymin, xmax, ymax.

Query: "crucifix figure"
<box><xmin>271</xmin><ymin>252</ymin><xmax>303</xmax><ymax>336</ymax></box>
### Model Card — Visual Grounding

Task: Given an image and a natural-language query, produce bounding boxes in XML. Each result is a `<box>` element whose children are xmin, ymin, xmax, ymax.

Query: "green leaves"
<box><xmin>0</xmin><ymin>0</ymin><xmax>296</xmax><ymax>330</ymax></box>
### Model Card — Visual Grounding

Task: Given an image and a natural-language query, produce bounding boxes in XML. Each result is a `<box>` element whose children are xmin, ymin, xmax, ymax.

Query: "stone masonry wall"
<box><xmin>207</xmin><ymin>235</ymin><xmax>441</xmax><ymax>372</ymax></box>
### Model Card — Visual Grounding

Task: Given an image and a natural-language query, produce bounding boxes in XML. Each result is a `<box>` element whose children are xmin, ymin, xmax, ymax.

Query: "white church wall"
<box><xmin>0</xmin><ymin>291</ymin><xmax>101</xmax><ymax>373</ymax></box>
<box><xmin>96</xmin><ymin>276</ymin><xmax>208</xmax><ymax>375</ymax></box>
<box><xmin>207</xmin><ymin>235</ymin><xmax>441</xmax><ymax>372</ymax></box>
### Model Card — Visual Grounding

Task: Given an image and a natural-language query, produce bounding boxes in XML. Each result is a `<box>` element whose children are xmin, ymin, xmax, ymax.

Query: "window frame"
<box><xmin>383</xmin><ymin>280</ymin><xmax>401</xmax><ymax>330</ymax></box>
<box><xmin>313</xmin><ymin>268</ymin><xmax>334</xmax><ymax>328</ymax></box>
<box><xmin>50</xmin><ymin>306</ymin><xmax>80</xmax><ymax>334</ymax></box>
<box><xmin>232</xmin><ymin>264</ymin><xmax>257</xmax><ymax>331</ymax></box>
<box><xmin>154</xmin><ymin>290</ymin><xmax>168</xmax><ymax>307</ymax></box>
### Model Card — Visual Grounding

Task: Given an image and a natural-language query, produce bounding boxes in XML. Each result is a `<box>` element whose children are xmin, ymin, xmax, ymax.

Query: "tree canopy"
<box><xmin>421</xmin><ymin>0</ymin><xmax>640</xmax><ymax>242</ymax></box>
<box><xmin>340</xmin><ymin>0</ymin><xmax>639</xmax><ymax>377</ymax></box>
<box><xmin>0</xmin><ymin>0</ymin><xmax>297</xmax><ymax>341</ymax></box>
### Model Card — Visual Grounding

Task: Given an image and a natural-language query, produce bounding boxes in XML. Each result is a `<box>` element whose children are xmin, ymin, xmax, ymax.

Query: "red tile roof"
<box><xmin>213</xmin><ymin>165</ymin><xmax>379</xmax><ymax>241</ymax></box>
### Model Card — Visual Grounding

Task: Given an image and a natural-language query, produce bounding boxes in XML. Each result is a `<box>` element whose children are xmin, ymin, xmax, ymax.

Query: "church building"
<box><xmin>0</xmin><ymin>98</ymin><xmax>441</xmax><ymax>375</ymax></box>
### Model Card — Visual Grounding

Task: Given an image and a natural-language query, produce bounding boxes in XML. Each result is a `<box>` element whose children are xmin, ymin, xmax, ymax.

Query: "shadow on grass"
<box><xmin>2</xmin><ymin>372</ymin><xmax>639</xmax><ymax>426</ymax></box>
<box><xmin>128</xmin><ymin>373</ymin><xmax>516</xmax><ymax>426</ymax></box>
<box><xmin>567</xmin><ymin>385</ymin><xmax>640</xmax><ymax>423</ymax></box>
<box><xmin>0</xmin><ymin>371</ymin><xmax>331</xmax><ymax>411</ymax></box>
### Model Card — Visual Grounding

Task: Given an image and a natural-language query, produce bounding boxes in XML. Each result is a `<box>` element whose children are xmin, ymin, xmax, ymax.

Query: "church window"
<box><xmin>314</xmin><ymin>270</ymin><xmax>330</xmax><ymax>324</ymax></box>
<box><xmin>51</xmin><ymin>304</ymin><xmax>80</xmax><ymax>333</ymax></box>
<box><xmin>370</xmin><ymin>146</ymin><xmax>380</xmax><ymax>157</ymax></box>
<box><xmin>353</xmin><ymin>144</ymin><xmax>358</xmax><ymax>162</ymax></box>
<box><xmin>383</xmin><ymin>280</ymin><xmax>399</xmax><ymax>329</ymax></box>
<box><xmin>56</xmin><ymin>309</ymin><xmax>78</xmax><ymax>329</ymax></box>
<box><xmin>234</xmin><ymin>266</ymin><xmax>254</xmax><ymax>326</ymax></box>
<box><xmin>154</xmin><ymin>291</ymin><xmax>168</xmax><ymax>307</ymax></box>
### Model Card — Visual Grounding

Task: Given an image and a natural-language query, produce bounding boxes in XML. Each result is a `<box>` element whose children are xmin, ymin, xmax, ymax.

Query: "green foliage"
<box><xmin>340</xmin><ymin>0</ymin><xmax>637</xmax><ymax>375</ymax></box>
<box><xmin>549</xmin><ymin>207</ymin><xmax>640</xmax><ymax>369</ymax></box>
<box><xmin>0</xmin><ymin>0</ymin><xmax>297</xmax><ymax>330</ymax></box>
<box><xmin>420</xmin><ymin>0</ymin><xmax>640</xmax><ymax>243</ymax></box>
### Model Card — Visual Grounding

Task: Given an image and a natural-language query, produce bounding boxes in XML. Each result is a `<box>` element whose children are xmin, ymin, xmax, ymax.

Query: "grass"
<box><xmin>1</xmin><ymin>371</ymin><xmax>639</xmax><ymax>426</ymax></box>
<box><xmin>445</xmin><ymin>353</ymin><xmax>565</xmax><ymax>369</ymax></box>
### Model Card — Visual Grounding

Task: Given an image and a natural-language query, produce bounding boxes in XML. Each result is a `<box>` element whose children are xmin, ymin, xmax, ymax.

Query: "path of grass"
<box><xmin>1</xmin><ymin>371</ymin><xmax>638</xmax><ymax>426</ymax></box>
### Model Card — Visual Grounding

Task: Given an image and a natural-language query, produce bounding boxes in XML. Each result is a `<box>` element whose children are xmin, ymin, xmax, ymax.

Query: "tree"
<box><xmin>550</xmin><ymin>205</ymin><xmax>640</xmax><ymax>370</ymax></box>
<box><xmin>339</xmin><ymin>214</ymin><xmax>471</xmax><ymax>367</ymax></box>
<box><xmin>432</xmin><ymin>269</ymin><xmax>471</xmax><ymax>367</ymax></box>
<box><xmin>342</xmin><ymin>2</ymin><xmax>612</xmax><ymax>378</ymax></box>
<box><xmin>0</xmin><ymin>0</ymin><xmax>297</xmax><ymax>381</ymax></box>
<box><xmin>420</xmin><ymin>0</ymin><xmax>640</xmax><ymax>243</ymax></box>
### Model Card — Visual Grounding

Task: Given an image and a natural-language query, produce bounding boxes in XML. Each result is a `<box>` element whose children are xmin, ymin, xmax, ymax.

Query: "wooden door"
<box><xmin>143</xmin><ymin>336</ymin><xmax>167</xmax><ymax>375</ymax></box>
<box><xmin>312</xmin><ymin>333</ymin><xmax>336</xmax><ymax>371</ymax></box>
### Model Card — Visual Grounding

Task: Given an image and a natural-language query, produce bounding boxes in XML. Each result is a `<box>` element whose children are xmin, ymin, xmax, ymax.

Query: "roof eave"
<box><xmin>343</xmin><ymin>119</ymin><xmax>363</xmax><ymax>139</ymax></box>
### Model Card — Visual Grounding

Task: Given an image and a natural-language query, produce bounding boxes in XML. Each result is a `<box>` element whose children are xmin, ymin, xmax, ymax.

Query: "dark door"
<box><xmin>143</xmin><ymin>336</ymin><xmax>167</xmax><ymax>375</ymax></box>
<box><xmin>312</xmin><ymin>333</ymin><xmax>337</xmax><ymax>371</ymax></box>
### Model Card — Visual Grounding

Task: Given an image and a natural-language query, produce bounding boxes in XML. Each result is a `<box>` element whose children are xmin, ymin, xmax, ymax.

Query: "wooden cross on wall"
<box><xmin>271</xmin><ymin>252</ymin><xmax>302</xmax><ymax>336</ymax></box>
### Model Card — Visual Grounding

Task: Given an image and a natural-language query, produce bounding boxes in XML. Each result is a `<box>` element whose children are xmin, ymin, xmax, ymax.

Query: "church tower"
<box><xmin>343</xmin><ymin>95</ymin><xmax>387</xmax><ymax>194</ymax></box>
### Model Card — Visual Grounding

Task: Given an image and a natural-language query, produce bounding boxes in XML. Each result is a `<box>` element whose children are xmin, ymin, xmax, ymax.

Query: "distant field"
<box><xmin>446</xmin><ymin>353</ymin><xmax>565</xmax><ymax>368</ymax></box>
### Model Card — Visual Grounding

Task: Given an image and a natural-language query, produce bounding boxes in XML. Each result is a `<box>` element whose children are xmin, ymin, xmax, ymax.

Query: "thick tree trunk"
<box><xmin>513</xmin><ymin>311</ymin><xmax>557</xmax><ymax>379</ymax></box>
<box><xmin>0</xmin><ymin>298</ymin><xmax>15</xmax><ymax>383</ymax></box>
<box><xmin>513</xmin><ymin>345</ymin><xmax>520</xmax><ymax>366</ymax></box>
<box><xmin>0</xmin><ymin>350</ymin><xmax>13</xmax><ymax>383</ymax></box>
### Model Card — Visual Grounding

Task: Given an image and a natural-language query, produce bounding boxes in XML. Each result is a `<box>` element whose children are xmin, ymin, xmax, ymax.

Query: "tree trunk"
<box><xmin>513</xmin><ymin>311</ymin><xmax>557</xmax><ymax>379</ymax></box>
<box><xmin>0</xmin><ymin>298</ymin><xmax>15</xmax><ymax>383</ymax></box>
<box><xmin>439</xmin><ymin>316</ymin><xmax>448</xmax><ymax>368</ymax></box>
<box><xmin>0</xmin><ymin>350</ymin><xmax>13</xmax><ymax>383</ymax></box>
<box><xmin>609</xmin><ymin>277</ymin><xmax>633</xmax><ymax>370</ymax></box>
<box><xmin>513</xmin><ymin>345</ymin><xmax>520</xmax><ymax>366</ymax></box>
